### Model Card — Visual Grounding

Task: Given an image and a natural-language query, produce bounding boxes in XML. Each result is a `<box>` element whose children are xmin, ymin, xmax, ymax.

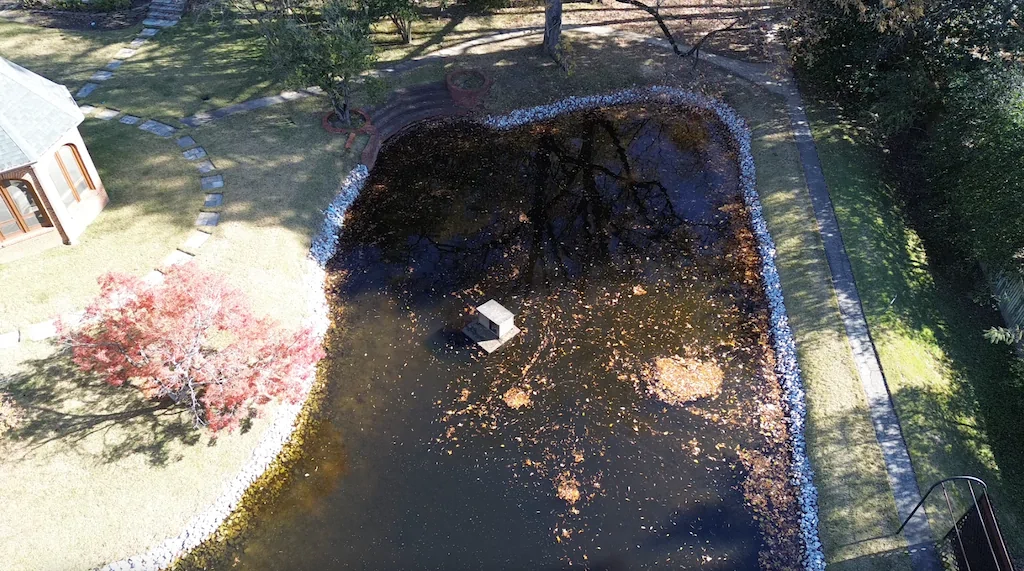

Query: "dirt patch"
<box><xmin>561</xmin><ymin>0</ymin><xmax>789</xmax><ymax>63</ymax></box>
<box><xmin>0</xmin><ymin>0</ymin><xmax>148</xmax><ymax>30</ymax></box>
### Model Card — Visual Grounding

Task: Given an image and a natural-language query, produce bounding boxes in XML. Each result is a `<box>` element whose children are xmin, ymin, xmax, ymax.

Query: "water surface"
<box><xmin>225</xmin><ymin>105</ymin><xmax>802</xmax><ymax>570</ymax></box>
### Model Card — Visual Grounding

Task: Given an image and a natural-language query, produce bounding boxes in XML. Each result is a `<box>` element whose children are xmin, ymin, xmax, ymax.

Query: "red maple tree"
<box><xmin>62</xmin><ymin>264</ymin><xmax>325</xmax><ymax>431</ymax></box>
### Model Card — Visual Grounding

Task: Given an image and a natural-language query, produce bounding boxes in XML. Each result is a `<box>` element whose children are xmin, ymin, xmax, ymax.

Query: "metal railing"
<box><xmin>897</xmin><ymin>476</ymin><xmax>1015</xmax><ymax>571</ymax></box>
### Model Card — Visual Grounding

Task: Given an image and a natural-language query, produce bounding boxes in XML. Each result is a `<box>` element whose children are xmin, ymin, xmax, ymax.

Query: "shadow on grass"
<box><xmin>0</xmin><ymin>21</ymin><xmax>134</xmax><ymax>88</ymax></box>
<box><xmin>1</xmin><ymin>345</ymin><xmax>203</xmax><ymax>466</ymax></box>
<box><xmin>808</xmin><ymin>102</ymin><xmax>1024</xmax><ymax>554</ymax></box>
<box><xmin>87</xmin><ymin>19</ymin><xmax>282</xmax><ymax>122</ymax></box>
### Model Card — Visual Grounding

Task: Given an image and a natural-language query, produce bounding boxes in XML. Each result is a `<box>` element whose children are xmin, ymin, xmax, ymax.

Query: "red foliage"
<box><xmin>62</xmin><ymin>264</ymin><xmax>325</xmax><ymax>431</ymax></box>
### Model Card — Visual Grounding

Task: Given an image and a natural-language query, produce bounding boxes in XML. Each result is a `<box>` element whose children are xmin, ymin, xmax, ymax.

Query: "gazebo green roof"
<box><xmin>0</xmin><ymin>57</ymin><xmax>84</xmax><ymax>173</ymax></box>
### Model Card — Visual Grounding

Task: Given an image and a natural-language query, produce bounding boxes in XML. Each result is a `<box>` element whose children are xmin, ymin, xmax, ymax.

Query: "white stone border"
<box><xmin>99</xmin><ymin>89</ymin><xmax>824</xmax><ymax>571</ymax></box>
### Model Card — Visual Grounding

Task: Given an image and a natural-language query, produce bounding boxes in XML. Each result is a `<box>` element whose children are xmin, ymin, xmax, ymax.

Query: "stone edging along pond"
<box><xmin>98</xmin><ymin>87</ymin><xmax>824</xmax><ymax>571</ymax></box>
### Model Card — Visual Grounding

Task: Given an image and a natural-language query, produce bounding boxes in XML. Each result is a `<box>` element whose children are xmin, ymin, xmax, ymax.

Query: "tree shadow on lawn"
<box><xmin>0</xmin><ymin>21</ymin><xmax>134</xmax><ymax>88</ymax></box>
<box><xmin>1</xmin><ymin>345</ymin><xmax>204</xmax><ymax>466</ymax></box>
<box><xmin>90</xmin><ymin>19</ymin><xmax>281</xmax><ymax>122</ymax></box>
<box><xmin>809</xmin><ymin>110</ymin><xmax>1024</xmax><ymax>552</ymax></box>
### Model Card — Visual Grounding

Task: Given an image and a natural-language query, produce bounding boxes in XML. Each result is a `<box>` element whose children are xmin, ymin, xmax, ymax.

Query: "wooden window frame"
<box><xmin>54</xmin><ymin>144</ymin><xmax>95</xmax><ymax>203</ymax></box>
<box><xmin>0</xmin><ymin>178</ymin><xmax>49</xmax><ymax>242</ymax></box>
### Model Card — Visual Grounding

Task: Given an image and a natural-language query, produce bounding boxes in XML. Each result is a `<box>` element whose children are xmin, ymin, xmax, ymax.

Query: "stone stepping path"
<box><xmin>144</xmin><ymin>0</ymin><xmax>184</xmax><ymax>27</ymax></box>
<box><xmin>139</xmin><ymin>119</ymin><xmax>177</xmax><ymax>138</ymax></box>
<box><xmin>1</xmin><ymin>109</ymin><xmax>226</xmax><ymax>350</ymax></box>
<box><xmin>72</xmin><ymin>0</ymin><xmax>186</xmax><ymax>105</ymax></box>
<box><xmin>180</xmin><ymin>87</ymin><xmax>322</xmax><ymax>127</ymax></box>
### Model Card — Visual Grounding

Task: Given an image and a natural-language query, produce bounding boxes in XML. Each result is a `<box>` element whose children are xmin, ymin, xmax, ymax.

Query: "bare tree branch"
<box><xmin>611</xmin><ymin>0</ymin><xmax>747</xmax><ymax>64</ymax></box>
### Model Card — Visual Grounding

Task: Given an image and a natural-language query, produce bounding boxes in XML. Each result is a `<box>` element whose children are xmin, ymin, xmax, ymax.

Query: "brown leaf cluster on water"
<box><xmin>643</xmin><ymin>356</ymin><xmax>724</xmax><ymax>406</ymax></box>
<box><xmin>502</xmin><ymin>386</ymin><xmax>532</xmax><ymax>409</ymax></box>
<box><xmin>556</xmin><ymin>472</ymin><xmax>582</xmax><ymax>504</ymax></box>
<box><xmin>738</xmin><ymin>448</ymin><xmax>803</xmax><ymax>571</ymax></box>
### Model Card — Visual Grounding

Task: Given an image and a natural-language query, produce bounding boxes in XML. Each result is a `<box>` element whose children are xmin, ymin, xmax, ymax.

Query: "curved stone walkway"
<box><xmin>74</xmin><ymin>0</ymin><xmax>184</xmax><ymax>102</ymax></box>
<box><xmin>0</xmin><ymin>108</ymin><xmax>225</xmax><ymax>349</ymax></box>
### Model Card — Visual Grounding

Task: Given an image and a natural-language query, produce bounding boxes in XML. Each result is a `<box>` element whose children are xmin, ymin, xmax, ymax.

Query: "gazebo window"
<box><xmin>0</xmin><ymin>179</ymin><xmax>48</xmax><ymax>241</ymax></box>
<box><xmin>50</xmin><ymin>144</ymin><xmax>94</xmax><ymax>207</ymax></box>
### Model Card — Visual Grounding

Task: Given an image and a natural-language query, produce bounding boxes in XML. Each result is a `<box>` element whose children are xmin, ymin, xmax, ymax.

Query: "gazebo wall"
<box><xmin>36</xmin><ymin>126</ymin><xmax>109</xmax><ymax>242</ymax></box>
<box><xmin>0</xmin><ymin>126</ymin><xmax>107</xmax><ymax>263</ymax></box>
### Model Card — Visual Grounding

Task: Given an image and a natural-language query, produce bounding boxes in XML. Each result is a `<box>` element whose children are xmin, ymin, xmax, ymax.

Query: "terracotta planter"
<box><xmin>445</xmin><ymin>69</ymin><xmax>493</xmax><ymax>109</ymax></box>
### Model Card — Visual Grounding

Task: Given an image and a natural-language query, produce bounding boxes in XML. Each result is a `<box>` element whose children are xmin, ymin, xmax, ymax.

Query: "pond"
<box><xmin>222</xmin><ymin>104</ymin><xmax>803</xmax><ymax>569</ymax></box>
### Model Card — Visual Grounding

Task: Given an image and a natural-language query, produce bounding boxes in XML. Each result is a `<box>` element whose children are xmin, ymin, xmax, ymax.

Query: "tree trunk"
<box><xmin>542</xmin><ymin>0</ymin><xmax>562</xmax><ymax>58</ymax></box>
<box><xmin>329</xmin><ymin>90</ymin><xmax>351</xmax><ymax>128</ymax></box>
<box><xmin>391</xmin><ymin>13</ymin><xmax>412</xmax><ymax>44</ymax></box>
<box><xmin>401</xmin><ymin>16</ymin><xmax>412</xmax><ymax>44</ymax></box>
<box><xmin>341</xmin><ymin>82</ymin><xmax>353</xmax><ymax>127</ymax></box>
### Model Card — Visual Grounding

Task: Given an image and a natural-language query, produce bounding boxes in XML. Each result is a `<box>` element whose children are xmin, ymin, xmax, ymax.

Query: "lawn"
<box><xmin>187</xmin><ymin>96</ymin><xmax>360</xmax><ymax>329</ymax></box>
<box><xmin>0</xmin><ymin>337</ymin><xmax>277</xmax><ymax>571</ymax></box>
<box><xmin>808</xmin><ymin>103</ymin><xmax>1024</xmax><ymax>559</ymax></box>
<box><xmin>0</xmin><ymin>98</ymin><xmax>362</xmax><ymax>571</ymax></box>
<box><xmin>0</xmin><ymin>20</ymin><xmax>137</xmax><ymax>89</ymax></box>
<box><xmin>0</xmin><ymin>119</ymin><xmax>198</xmax><ymax>332</ymax></box>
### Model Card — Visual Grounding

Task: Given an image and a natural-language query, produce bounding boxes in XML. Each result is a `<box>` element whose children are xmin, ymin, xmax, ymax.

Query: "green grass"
<box><xmin>0</xmin><ymin>20</ymin><xmax>137</xmax><ymax>89</ymax></box>
<box><xmin>187</xmin><ymin>96</ymin><xmax>362</xmax><ymax>329</ymax></box>
<box><xmin>0</xmin><ymin>99</ymin><xmax>361</xmax><ymax>571</ymax></box>
<box><xmin>807</xmin><ymin>103</ymin><xmax>1024</xmax><ymax>559</ymax></box>
<box><xmin>0</xmin><ymin>119</ymin><xmax>198</xmax><ymax>331</ymax></box>
<box><xmin>733</xmin><ymin>98</ymin><xmax>911</xmax><ymax>570</ymax></box>
<box><xmin>0</xmin><ymin>338</ymin><xmax>277</xmax><ymax>571</ymax></box>
<box><xmin>86</xmin><ymin>20</ymin><xmax>281</xmax><ymax>122</ymax></box>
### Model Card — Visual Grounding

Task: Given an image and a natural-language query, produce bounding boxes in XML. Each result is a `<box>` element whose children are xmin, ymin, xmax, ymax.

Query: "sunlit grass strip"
<box><xmin>483</xmin><ymin>86</ymin><xmax>825</xmax><ymax>570</ymax></box>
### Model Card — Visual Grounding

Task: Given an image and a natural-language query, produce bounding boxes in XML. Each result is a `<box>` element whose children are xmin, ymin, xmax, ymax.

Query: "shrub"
<box><xmin>61</xmin><ymin>264</ymin><xmax>325</xmax><ymax>432</ymax></box>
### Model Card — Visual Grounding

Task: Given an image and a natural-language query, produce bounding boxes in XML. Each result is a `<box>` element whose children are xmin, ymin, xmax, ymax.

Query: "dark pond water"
<box><xmin>223</xmin><ymin>105</ymin><xmax>802</xmax><ymax>570</ymax></box>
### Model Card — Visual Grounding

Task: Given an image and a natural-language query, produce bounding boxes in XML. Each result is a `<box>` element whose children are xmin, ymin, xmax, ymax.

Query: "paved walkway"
<box><xmin>782</xmin><ymin>86</ymin><xmax>940</xmax><ymax>571</ymax></box>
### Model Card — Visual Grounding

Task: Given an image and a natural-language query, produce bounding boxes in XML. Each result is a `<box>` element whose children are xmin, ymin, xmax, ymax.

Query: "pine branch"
<box><xmin>985</xmin><ymin>326</ymin><xmax>1024</xmax><ymax>345</ymax></box>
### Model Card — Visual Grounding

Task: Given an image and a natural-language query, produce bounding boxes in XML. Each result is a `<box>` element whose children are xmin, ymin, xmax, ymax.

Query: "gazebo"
<box><xmin>0</xmin><ymin>57</ymin><xmax>107</xmax><ymax>263</ymax></box>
